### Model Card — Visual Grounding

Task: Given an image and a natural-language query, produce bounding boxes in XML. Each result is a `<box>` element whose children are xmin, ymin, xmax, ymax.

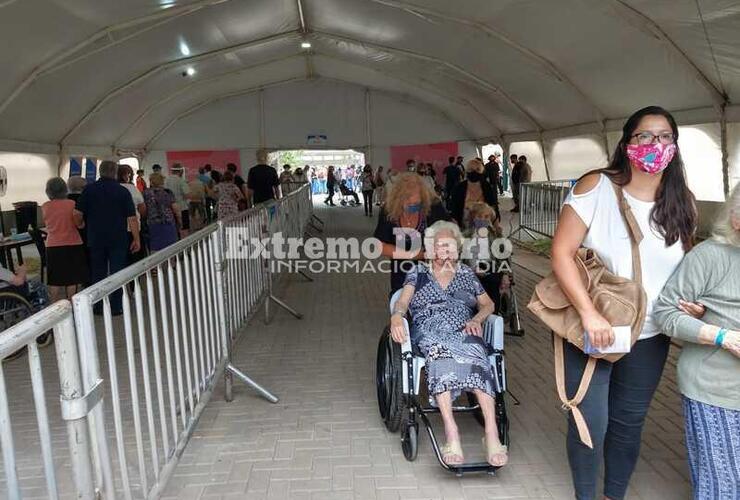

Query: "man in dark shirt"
<box><xmin>246</xmin><ymin>150</ymin><xmax>280</xmax><ymax>206</ymax></box>
<box><xmin>510</xmin><ymin>155</ymin><xmax>532</xmax><ymax>212</ymax></box>
<box><xmin>74</xmin><ymin>160</ymin><xmax>139</xmax><ymax>314</ymax></box>
<box><xmin>484</xmin><ymin>155</ymin><xmax>501</xmax><ymax>194</ymax></box>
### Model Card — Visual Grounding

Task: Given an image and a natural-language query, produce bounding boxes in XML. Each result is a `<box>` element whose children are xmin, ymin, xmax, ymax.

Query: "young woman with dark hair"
<box><xmin>551</xmin><ymin>106</ymin><xmax>698</xmax><ymax>500</ymax></box>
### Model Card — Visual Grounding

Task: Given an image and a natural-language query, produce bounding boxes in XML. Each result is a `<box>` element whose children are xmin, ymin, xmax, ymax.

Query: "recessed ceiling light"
<box><xmin>301</xmin><ymin>41</ymin><xmax>312</xmax><ymax>49</ymax></box>
<box><xmin>185</xmin><ymin>67</ymin><xmax>196</xmax><ymax>76</ymax></box>
<box><xmin>179</xmin><ymin>41</ymin><xmax>190</xmax><ymax>56</ymax></box>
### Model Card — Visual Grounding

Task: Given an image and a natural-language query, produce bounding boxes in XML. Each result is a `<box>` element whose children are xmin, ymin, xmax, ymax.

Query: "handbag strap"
<box><xmin>554</xmin><ymin>336</ymin><xmax>595</xmax><ymax>448</ymax></box>
<box><xmin>610</xmin><ymin>182</ymin><xmax>644</xmax><ymax>285</ymax></box>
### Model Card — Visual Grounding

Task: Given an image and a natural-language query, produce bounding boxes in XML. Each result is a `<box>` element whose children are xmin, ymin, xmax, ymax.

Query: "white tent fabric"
<box><xmin>0</xmin><ymin>0</ymin><xmax>739</xmax><ymax>193</ymax></box>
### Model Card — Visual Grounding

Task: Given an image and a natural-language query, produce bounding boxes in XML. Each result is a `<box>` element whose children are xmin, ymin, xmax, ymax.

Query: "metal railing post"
<box><xmin>54</xmin><ymin>311</ymin><xmax>97</xmax><ymax>500</ymax></box>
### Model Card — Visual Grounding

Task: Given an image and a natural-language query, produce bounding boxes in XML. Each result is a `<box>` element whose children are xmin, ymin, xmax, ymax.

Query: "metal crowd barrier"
<box><xmin>512</xmin><ymin>180</ymin><xmax>575</xmax><ymax>239</ymax></box>
<box><xmin>0</xmin><ymin>184</ymin><xmax>314</xmax><ymax>499</ymax></box>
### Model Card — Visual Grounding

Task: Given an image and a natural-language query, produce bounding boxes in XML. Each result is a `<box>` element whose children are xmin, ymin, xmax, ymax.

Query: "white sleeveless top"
<box><xmin>563</xmin><ymin>174</ymin><xmax>685</xmax><ymax>340</ymax></box>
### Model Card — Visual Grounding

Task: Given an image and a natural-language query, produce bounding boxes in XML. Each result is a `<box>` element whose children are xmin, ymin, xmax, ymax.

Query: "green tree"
<box><xmin>278</xmin><ymin>150</ymin><xmax>301</xmax><ymax>167</ymax></box>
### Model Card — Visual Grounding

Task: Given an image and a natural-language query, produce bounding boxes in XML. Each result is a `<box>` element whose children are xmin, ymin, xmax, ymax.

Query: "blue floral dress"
<box><xmin>404</xmin><ymin>263</ymin><xmax>496</xmax><ymax>403</ymax></box>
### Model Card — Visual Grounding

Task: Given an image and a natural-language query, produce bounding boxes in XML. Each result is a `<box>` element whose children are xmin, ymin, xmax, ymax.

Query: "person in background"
<box><xmin>449</xmin><ymin>158</ymin><xmax>499</xmax><ymax>228</ymax></box>
<box><xmin>152</xmin><ymin>164</ymin><xmax>163</xmax><ymax>174</ymax></box>
<box><xmin>42</xmin><ymin>178</ymin><xmax>87</xmax><ymax>307</ymax></box>
<box><xmin>443</xmin><ymin>156</ymin><xmax>463</xmax><ymax>208</ymax></box>
<box><xmin>494</xmin><ymin>153</ymin><xmax>504</xmax><ymax>195</ymax></box>
<box><xmin>551</xmin><ymin>106</ymin><xmax>698</xmax><ymax>500</ymax></box>
<box><xmin>226</xmin><ymin>163</ymin><xmax>246</xmax><ymax>197</ymax></box>
<box><xmin>164</xmin><ymin>163</ymin><xmax>191</xmax><ymax>238</ymax></box>
<box><xmin>199</xmin><ymin>166</ymin><xmax>215</xmax><ymax>223</ymax></box>
<box><xmin>135</xmin><ymin>169</ymin><xmax>147</xmax><ymax>193</ymax></box>
<box><xmin>426</xmin><ymin>163</ymin><xmax>437</xmax><ymax>185</ymax></box>
<box><xmin>66</xmin><ymin>176</ymin><xmax>88</xmax><ymax>278</ymax></box>
<box><xmin>415</xmin><ymin>163</ymin><xmax>436</xmax><ymax>193</ymax></box>
<box><xmin>293</xmin><ymin>166</ymin><xmax>306</xmax><ymax>184</ymax></box>
<box><xmin>360</xmin><ymin>164</ymin><xmax>376</xmax><ymax>217</ymax></box>
<box><xmin>118</xmin><ymin>164</ymin><xmax>147</xmax><ymax>263</ymax></box>
<box><xmin>405</xmin><ymin>159</ymin><xmax>417</xmax><ymax>172</ymax></box>
<box><xmin>188</xmin><ymin>173</ymin><xmax>207</xmax><ymax>231</ymax></box>
<box><xmin>374</xmin><ymin>166</ymin><xmax>386</xmax><ymax>206</ymax></box>
<box><xmin>654</xmin><ymin>184</ymin><xmax>740</xmax><ymax>500</ymax></box>
<box><xmin>215</xmin><ymin>170</ymin><xmax>244</xmax><ymax>220</ymax></box>
<box><xmin>510</xmin><ymin>155</ymin><xmax>532</xmax><ymax>212</ymax></box>
<box><xmin>484</xmin><ymin>155</ymin><xmax>500</xmax><ymax>196</ymax></box>
<box><xmin>144</xmin><ymin>173</ymin><xmax>180</xmax><ymax>251</ymax></box>
<box><xmin>247</xmin><ymin>149</ymin><xmax>280</xmax><ymax>207</ymax></box>
<box><xmin>462</xmin><ymin>202</ymin><xmax>506</xmax><ymax>311</ymax></box>
<box><xmin>506</xmin><ymin>154</ymin><xmax>518</xmax><ymax>195</ymax></box>
<box><xmin>279</xmin><ymin>164</ymin><xmax>294</xmax><ymax>184</ymax></box>
<box><xmin>74</xmin><ymin>160</ymin><xmax>139</xmax><ymax>315</ymax></box>
<box><xmin>373</xmin><ymin>172</ymin><xmax>449</xmax><ymax>295</ymax></box>
<box><xmin>324</xmin><ymin>165</ymin><xmax>337</xmax><ymax>206</ymax></box>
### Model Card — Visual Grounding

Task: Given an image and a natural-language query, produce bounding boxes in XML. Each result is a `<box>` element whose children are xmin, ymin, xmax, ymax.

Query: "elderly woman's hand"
<box><xmin>678</xmin><ymin>299</ymin><xmax>705</xmax><ymax>319</ymax></box>
<box><xmin>463</xmin><ymin>319</ymin><xmax>483</xmax><ymax>336</ymax></box>
<box><xmin>721</xmin><ymin>330</ymin><xmax>740</xmax><ymax>358</ymax></box>
<box><xmin>390</xmin><ymin>315</ymin><xmax>407</xmax><ymax>344</ymax></box>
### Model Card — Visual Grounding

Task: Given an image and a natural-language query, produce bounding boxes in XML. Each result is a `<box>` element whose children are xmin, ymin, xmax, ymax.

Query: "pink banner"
<box><xmin>165</xmin><ymin>150</ymin><xmax>241</xmax><ymax>180</ymax></box>
<box><xmin>389</xmin><ymin>142</ymin><xmax>459</xmax><ymax>179</ymax></box>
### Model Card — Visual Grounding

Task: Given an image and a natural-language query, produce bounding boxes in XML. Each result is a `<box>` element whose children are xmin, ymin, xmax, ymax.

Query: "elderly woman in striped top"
<box><xmin>655</xmin><ymin>184</ymin><xmax>740</xmax><ymax>500</ymax></box>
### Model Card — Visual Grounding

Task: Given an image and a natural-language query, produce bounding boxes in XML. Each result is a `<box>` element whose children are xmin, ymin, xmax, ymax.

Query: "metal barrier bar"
<box><xmin>510</xmin><ymin>180</ymin><xmax>574</xmax><ymax>240</ymax></box>
<box><xmin>0</xmin><ymin>301</ymin><xmax>96</xmax><ymax>500</ymax></box>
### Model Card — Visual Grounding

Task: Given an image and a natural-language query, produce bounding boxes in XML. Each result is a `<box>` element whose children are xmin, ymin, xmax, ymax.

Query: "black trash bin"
<box><xmin>13</xmin><ymin>201</ymin><xmax>39</xmax><ymax>233</ymax></box>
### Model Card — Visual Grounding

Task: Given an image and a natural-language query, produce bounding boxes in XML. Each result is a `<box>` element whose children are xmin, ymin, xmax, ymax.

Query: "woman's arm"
<box><xmin>551</xmin><ymin>175</ymin><xmax>614</xmax><ymax>349</ymax></box>
<box><xmin>390</xmin><ymin>284</ymin><xmax>415</xmax><ymax>343</ymax></box>
<box><xmin>463</xmin><ymin>292</ymin><xmax>496</xmax><ymax>336</ymax></box>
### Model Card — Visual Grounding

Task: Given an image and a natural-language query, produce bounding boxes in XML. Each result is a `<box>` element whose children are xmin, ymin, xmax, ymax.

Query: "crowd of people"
<box><xmin>373</xmin><ymin>106</ymin><xmax>739</xmax><ymax>499</ymax></box>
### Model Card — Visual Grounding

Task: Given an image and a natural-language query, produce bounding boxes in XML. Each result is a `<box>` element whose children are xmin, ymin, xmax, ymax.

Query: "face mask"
<box><xmin>404</xmin><ymin>203</ymin><xmax>422</xmax><ymax>214</ymax></box>
<box><xmin>467</xmin><ymin>171</ymin><xmax>483</xmax><ymax>182</ymax></box>
<box><xmin>626</xmin><ymin>142</ymin><xmax>676</xmax><ymax>175</ymax></box>
<box><xmin>473</xmin><ymin>219</ymin><xmax>488</xmax><ymax>229</ymax></box>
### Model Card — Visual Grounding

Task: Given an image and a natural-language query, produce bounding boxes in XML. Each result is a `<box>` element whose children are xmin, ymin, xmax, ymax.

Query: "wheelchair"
<box><xmin>376</xmin><ymin>290</ymin><xmax>510</xmax><ymax>476</ymax></box>
<box><xmin>0</xmin><ymin>280</ymin><xmax>50</xmax><ymax>360</ymax></box>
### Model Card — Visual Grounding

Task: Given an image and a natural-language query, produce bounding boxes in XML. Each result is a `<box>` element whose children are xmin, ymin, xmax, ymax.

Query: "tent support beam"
<box><xmin>365</xmin><ymin>89</ymin><xmax>373</xmax><ymax>164</ymax></box>
<box><xmin>259</xmin><ymin>89</ymin><xmax>266</xmax><ymax>149</ymax></box>
<box><xmin>0</xmin><ymin>0</ymin><xmax>234</xmax><ymax>117</ymax></box>
<box><xmin>58</xmin><ymin>30</ymin><xmax>301</xmax><ymax>146</ymax></box>
<box><xmin>367</xmin><ymin>0</ymin><xmax>606</xmax><ymax>124</ymax></box>
<box><xmin>720</xmin><ymin>105</ymin><xmax>730</xmax><ymax>198</ymax></box>
<box><xmin>608</xmin><ymin>0</ymin><xmax>726</xmax><ymax>110</ymax></box>
<box><xmin>312</xmin><ymin>30</ymin><xmax>543</xmax><ymax>132</ymax></box>
<box><xmin>539</xmin><ymin>134</ymin><xmax>552</xmax><ymax>181</ymax></box>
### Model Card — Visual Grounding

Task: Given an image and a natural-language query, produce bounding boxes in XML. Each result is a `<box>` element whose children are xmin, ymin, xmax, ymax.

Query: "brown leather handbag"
<box><xmin>527</xmin><ymin>181</ymin><xmax>647</xmax><ymax>448</ymax></box>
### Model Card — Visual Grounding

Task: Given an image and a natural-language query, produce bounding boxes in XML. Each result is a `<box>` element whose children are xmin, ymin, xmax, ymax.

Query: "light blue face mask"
<box><xmin>405</xmin><ymin>203</ymin><xmax>422</xmax><ymax>214</ymax></box>
<box><xmin>472</xmin><ymin>219</ymin><xmax>488</xmax><ymax>229</ymax></box>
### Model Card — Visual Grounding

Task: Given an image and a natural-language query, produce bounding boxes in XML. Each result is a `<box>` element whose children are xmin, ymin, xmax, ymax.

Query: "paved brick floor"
<box><xmin>162</xmin><ymin>200</ymin><xmax>691</xmax><ymax>500</ymax></box>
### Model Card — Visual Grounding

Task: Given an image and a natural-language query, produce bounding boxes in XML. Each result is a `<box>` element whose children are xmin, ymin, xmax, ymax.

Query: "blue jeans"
<box><xmin>89</xmin><ymin>243</ymin><xmax>128</xmax><ymax>313</ymax></box>
<box><xmin>563</xmin><ymin>334</ymin><xmax>670</xmax><ymax>500</ymax></box>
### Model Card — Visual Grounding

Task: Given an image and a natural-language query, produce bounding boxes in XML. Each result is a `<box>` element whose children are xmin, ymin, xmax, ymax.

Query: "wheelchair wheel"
<box><xmin>376</xmin><ymin>327</ymin><xmax>404</xmax><ymax>432</ymax></box>
<box><xmin>401</xmin><ymin>422</ymin><xmax>418</xmax><ymax>461</ymax></box>
<box><xmin>0</xmin><ymin>291</ymin><xmax>34</xmax><ymax>360</ymax></box>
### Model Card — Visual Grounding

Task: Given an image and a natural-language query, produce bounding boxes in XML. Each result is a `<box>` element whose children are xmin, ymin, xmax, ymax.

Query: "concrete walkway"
<box><xmin>162</xmin><ymin>199</ymin><xmax>691</xmax><ymax>500</ymax></box>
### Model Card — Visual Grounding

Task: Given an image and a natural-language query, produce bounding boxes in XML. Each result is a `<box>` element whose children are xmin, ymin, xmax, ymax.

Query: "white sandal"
<box><xmin>482</xmin><ymin>436</ymin><xmax>508</xmax><ymax>467</ymax></box>
<box><xmin>440</xmin><ymin>440</ymin><xmax>464</xmax><ymax>465</ymax></box>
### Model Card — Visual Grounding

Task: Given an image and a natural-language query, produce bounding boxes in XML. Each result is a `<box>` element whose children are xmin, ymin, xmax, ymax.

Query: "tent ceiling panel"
<box><xmin>0</xmin><ymin>0</ymin><xmax>738</xmax><ymax>150</ymax></box>
<box><xmin>68</xmin><ymin>38</ymin><xmax>302</xmax><ymax>146</ymax></box>
<box><xmin>120</xmin><ymin>57</ymin><xmax>306</xmax><ymax>148</ymax></box>
<box><xmin>622</xmin><ymin>0</ymin><xmax>740</xmax><ymax>100</ymax></box>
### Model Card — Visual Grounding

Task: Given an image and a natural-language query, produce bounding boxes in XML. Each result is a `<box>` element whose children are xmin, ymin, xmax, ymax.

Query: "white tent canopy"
<box><xmin>0</xmin><ymin>0</ymin><xmax>739</xmax><ymax>195</ymax></box>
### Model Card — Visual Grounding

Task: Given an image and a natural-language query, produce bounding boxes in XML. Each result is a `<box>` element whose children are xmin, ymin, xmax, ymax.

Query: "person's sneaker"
<box><xmin>36</xmin><ymin>331</ymin><xmax>54</xmax><ymax>347</ymax></box>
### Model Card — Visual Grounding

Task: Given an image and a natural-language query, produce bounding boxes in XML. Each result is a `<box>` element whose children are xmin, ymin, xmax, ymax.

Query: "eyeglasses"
<box><xmin>631</xmin><ymin>131</ymin><xmax>676</xmax><ymax>145</ymax></box>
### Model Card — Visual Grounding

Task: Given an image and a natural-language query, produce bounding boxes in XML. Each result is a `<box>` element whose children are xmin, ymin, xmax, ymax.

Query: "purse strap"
<box><xmin>610</xmin><ymin>182</ymin><xmax>644</xmax><ymax>284</ymax></box>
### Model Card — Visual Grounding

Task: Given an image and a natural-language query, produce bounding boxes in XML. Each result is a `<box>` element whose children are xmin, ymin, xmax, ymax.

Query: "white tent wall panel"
<box><xmin>725</xmin><ymin>123</ymin><xmax>740</xmax><ymax>192</ymax></box>
<box><xmin>545</xmin><ymin>135</ymin><xmax>609</xmax><ymax>181</ymax></box>
<box><xmin>0</xmin><ymin>151</ymin><xmax>59</xmax><ymax>205</ymax></box>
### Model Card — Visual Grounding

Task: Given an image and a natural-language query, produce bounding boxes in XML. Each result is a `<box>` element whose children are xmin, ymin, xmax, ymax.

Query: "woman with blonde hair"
<box><xmin>449</xmin><ymin>158</ymin><xmax>499</xmax><ymax>228</ymax></box>
<box><xmin>654</xmin><ymin>184</ymin><xmax>740</xmax><ymax>500</ymax></box>
<box><xmin>373</xmin><ymin>172</ymin><xmax>449</xmax><ymax>295</ymax></box>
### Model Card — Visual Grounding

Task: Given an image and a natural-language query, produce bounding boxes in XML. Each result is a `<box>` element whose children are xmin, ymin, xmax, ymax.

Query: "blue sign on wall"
<box><xmin>84</xmin><ymin>158</ymin><xmax>97</xmax><ymax>183</ymax></box>
<box><xmin>69</xmin><ymin>157</ymin><xmax>82</xmax><ymax>177</ymax></box>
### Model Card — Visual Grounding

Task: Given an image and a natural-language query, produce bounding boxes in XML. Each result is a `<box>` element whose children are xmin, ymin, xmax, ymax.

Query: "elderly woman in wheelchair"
<box><xmin>388</xmin><ymin>220</ymin><xmax>508</xmax><ymax>468</ymax></box>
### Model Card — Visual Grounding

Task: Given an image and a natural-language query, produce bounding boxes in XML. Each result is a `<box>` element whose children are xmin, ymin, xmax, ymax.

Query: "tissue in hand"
<box><xmin>583</xmin><ymin>325</ymin><xmax>632</xmax><ymax>355</ymax></box>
